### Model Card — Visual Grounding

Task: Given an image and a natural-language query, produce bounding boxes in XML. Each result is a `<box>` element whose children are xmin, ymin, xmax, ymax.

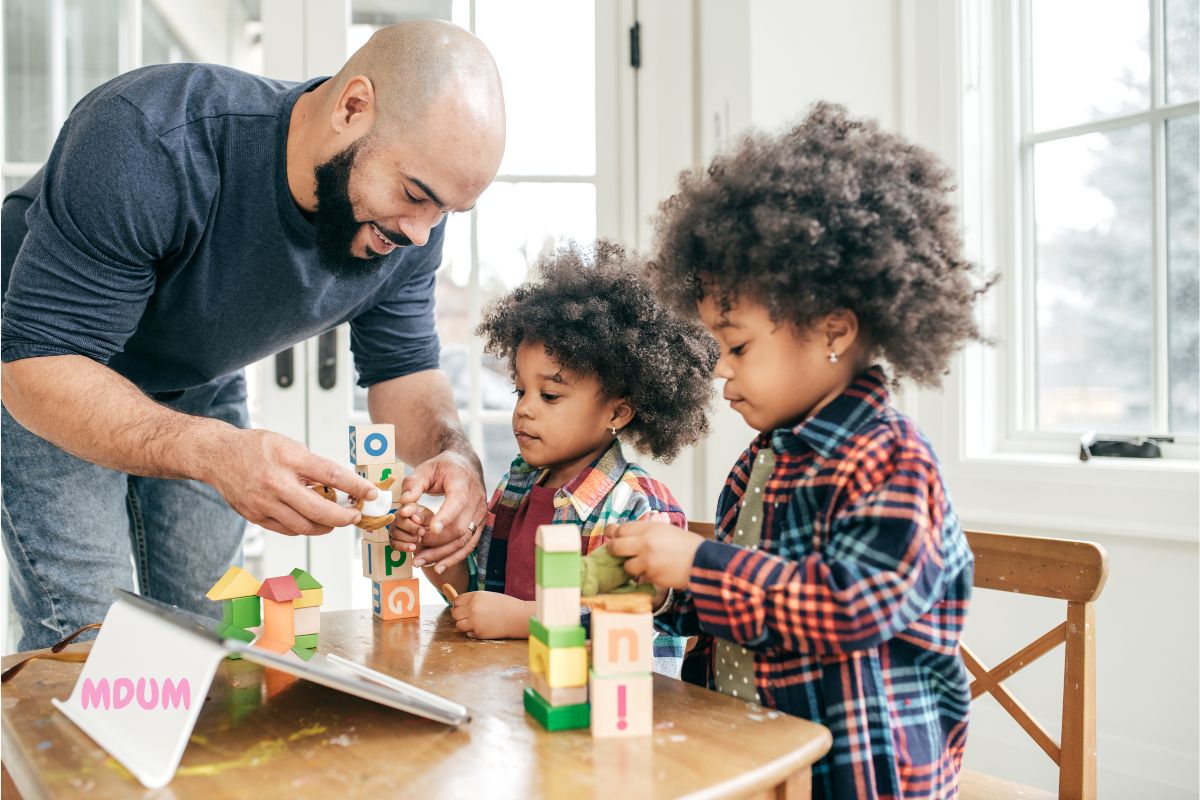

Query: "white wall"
<box><xmin>653</xmin><ymin>1</ymin><xmax>1200</xmax><ymax>796</ymax></box>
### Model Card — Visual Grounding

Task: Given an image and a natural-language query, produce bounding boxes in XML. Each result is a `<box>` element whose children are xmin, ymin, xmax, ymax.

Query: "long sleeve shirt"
<box><xmin>658</xmin><ymin>367</ymin><xmax>973</xmax><ymax>799</ymax></box>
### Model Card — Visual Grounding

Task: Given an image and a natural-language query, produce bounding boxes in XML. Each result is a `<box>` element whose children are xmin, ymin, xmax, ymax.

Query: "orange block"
<box><xmin>256</xmin><ymin>597</ymin><xmax>295</xmax><ymax>653</ymax></box>
<box><xmin>373</xmin><ymin>578</ymin><xmax>419</xmax><ymax>620</ymax></box>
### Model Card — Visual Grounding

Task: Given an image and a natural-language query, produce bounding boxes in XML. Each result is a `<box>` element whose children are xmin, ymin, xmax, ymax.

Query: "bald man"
<box><xmin>0</xmin><ymin>21</ymin><xmax>503</xmax><ymax>649</ymax></box>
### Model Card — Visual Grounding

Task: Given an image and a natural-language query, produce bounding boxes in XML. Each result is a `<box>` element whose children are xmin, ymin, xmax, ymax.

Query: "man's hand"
<box><xmin>605</xmin><ymin>521</ymin><xmax>706</xmax><ymax>590</ymax></box>
<box><xmin>449</xmin><ymin>592</ymin><xmax>533</xmax><ymax>639</ymax></box>
<box><xmin>205</xmin><ymin>428</ymin><xmax>379</xmax><ymax>536</ymax></box>
<box><xmin>395</xmin><ymin>449</ymin><xmax>487</xmax><ymax>572</ymax></box>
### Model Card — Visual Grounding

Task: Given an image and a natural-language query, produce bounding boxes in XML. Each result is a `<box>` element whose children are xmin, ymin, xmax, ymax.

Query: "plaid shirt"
<box><xmin>470</xmin><ymin>440</ymin><xmax>689</xmax><ymax>675</ymax></box>
<box><xmin>658</xmin><ymin>368</ymin><xmax>973</xmax><ymax>799</ymax></box>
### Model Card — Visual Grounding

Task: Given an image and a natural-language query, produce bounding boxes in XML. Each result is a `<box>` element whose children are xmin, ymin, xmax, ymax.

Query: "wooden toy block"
<box><xmin>217</xmin><ymin>623</ymin><xmax>255</xmax><ymax>660</ymax></box>
<box><xmin>293</xmin><ymin>605</ymin><xmax>320</xmax><ymax>636</ymax></box>
<box><xmin>530</xmin><ymin>670</ymin><xmax>589</xmax><ymax>707</ymax></box>
<box><xmin>590</xmin><ymin>609</ymin><xmax>653</xmax><ymax>676</ymax></box>
<box><xmin>260</xmin><ymin>597</ymin><xmax>295</xmax><ymax>647</ymax></box>
<box><xmin>360</xmin><ymin>526</ymin><xmax>391</xmax><ymax>544</ymax></box>
<box><xmin>289</xmin><ymin>568</ymin><xmax>322</xmax><ymax>591</ymax></box>
<box><xmin>221</xmin><ymin>595</ymin><xmax>262</xmax><ymax>629</ymax></box>
<box><xmin>581</xmin><ymin>593</ymin><xmax>654</xmax><ymax>614</ymax></box>
<box><xmin>529</xmin><ymin>617</ymin><xmax>586</xmax><ymax>649</ymax></box>
<box><xmin>528</xmin><ymin>637</ymin><xmax>587</xmax><ymax>688</ymax></box>
<box><xmin>355</xmin><ymin>462</ymin><xmax>405</xmax><ymax>493</ymax></box>
<box><xmin>295</xmin><ymin>587</ymin><xmax>324</xmax><ymax>609</ymax></box>
<box><xmin>292</xmin><ymin>645</ymin><xmax>316</xmax><ymax>661</ymax></box>
<box><xmin>536</xmin><ymin>586</ymin><xmax>581</xmax><ymax>627</ymax></box>
<box><xmin>294</xmin><ymin>633</ymin><xmax>318</xmax><ymax>650</ymax></box>
<box><xmin>536</xmin><ymin>524</ymin><xmax>580</xmax><ymax>553</ymax></box>
<box><xmin>362</xmin><ymin>540</ymin><xmax>413</xmax><ymax>581</ymax></box>
<box><xmin>206</xmin><ymin>566</ymin><xmax>261</xmax><ymax>600</ymax></box>
<box><xmin>536</xmin><ymin>548</ymin><xmax>582</xmax><ymax>589</ymax></box>
<box><xmin>589</xmin><ymin>670</ymin><xmax>652</xmax><ymax>737</ymax></box>
<box><xmin>523</xmin><ymin>686</ymin><xmax>589</xmax><ymax>731</ymax></box>
<box><xmin>348</xmin><ymin>423</ymin><xmax>395</xmax><ymax>466</ymax></box>
<box><xmin>373</xmin><ymin>578</ymin><xmax>419</xmax><ymax>620</ymax></box>
<box><xmin>258</xmin><ymin>576</ymin><xmax>302</xmax><ymax>602</ymax></box>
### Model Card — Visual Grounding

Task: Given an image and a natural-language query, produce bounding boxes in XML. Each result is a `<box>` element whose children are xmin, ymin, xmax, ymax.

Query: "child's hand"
<box><xmin>605</xmin><ymin>521</ymin><xmax>705</xmax><ymax>590</ymax></box>
<box><xmin>388</xmin><ymin>503</ymin><xmax>435</xmax><ymax>553</ymax></box>
<box><xmin>449</xmin><ymin>592</ymin><xmax>533</xmax><ymax>639</ymax></box>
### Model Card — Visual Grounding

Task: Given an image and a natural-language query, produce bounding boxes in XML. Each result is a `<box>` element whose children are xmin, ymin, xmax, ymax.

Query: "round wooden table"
<box><xmin>2</xmin><ymin>605</ymin><xmax>831</xmax><ymax>799</ymax></box>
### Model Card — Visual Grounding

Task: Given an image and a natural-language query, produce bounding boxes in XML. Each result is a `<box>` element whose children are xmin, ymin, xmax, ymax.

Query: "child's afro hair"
<box><xmin>476</xmin><ymin>239</ymin><xmax>718</xmax><ymax>461</ymax></box>
<box><xmin>647</xmin><ymin>101</ymin><xmax>993</xmax><ymax>386</ymax></box>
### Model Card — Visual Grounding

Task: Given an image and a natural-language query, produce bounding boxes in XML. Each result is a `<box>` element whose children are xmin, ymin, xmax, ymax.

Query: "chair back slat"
<box><xmin>967</xmin><ymin>530</ymin><xmax>1108</xmax><ymax>603</ymax></box>
<box><xmin>687</xmin><ymin>521</ymin><xmax>716</xmax><ymax>540</ymax></box>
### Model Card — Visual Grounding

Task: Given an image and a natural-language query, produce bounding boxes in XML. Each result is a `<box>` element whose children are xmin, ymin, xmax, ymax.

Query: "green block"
<box><xmin>222</xmin><ymin>596</ymin><xmax>261</xmax><ymax>629</ymax></box>
<box><xmin>217</xmin><ymin>623</ymin><xmax>255</xmax><ymax>660</ymax></box>
<box><xmin>536</xmin><ymin>548</ymin><xmax>581</xmax><ymax>589</ymax></box>
<box><xmin>529</xmin><ymin>617</ymin><xmax>586</xmax><ymax>648</ymax></box>
<box><xmin>289</xmin><ymin>568</ymin><xmax>322</xmax><ymax>590</ymax></box>
<box><xmin>294</xmin><ymin>633</ymin><xmax>318</xmax><ymax>650</ymax></box>
<box><xmin>523</xmin><ymin>686</ymin><xmax>589</xmax><ymax>731</ymax></box>
<box><xmin>292</xmin><ymin>645</ymin><xmax>316</xmax><ymax>662</ymax></box>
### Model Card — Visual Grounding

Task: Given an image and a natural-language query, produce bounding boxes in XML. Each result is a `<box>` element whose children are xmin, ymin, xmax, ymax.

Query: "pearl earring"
<box><xmin>828</xmin><ymin>351</ymin><xmax>839</xmax><ymax>364</ymax></box>
<box><xmin>611</xmin><ymin>425</ymin><xmax>618</xmax><ymax>436</ymax></box>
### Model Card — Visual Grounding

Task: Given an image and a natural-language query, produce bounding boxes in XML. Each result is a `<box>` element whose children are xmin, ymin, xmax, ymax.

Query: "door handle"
<box><xmin>275</xmin><ymin>347</ymin><xmax>294</xmax><ymax>388</ymax></box>
<box><xmin>317</xmin><ymin>329</ymin><xmax>337</xmax><ymax>390</ymax></box>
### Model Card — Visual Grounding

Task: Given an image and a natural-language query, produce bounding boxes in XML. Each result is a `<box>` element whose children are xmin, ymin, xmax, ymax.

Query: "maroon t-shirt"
<box><xmin>499</xmin><ymin>483</ymin><xmax>560</xmax><ymax>600</ymax></box>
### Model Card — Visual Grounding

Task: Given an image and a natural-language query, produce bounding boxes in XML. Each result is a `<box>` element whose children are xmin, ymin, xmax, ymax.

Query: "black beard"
<box><xmin>312</xmin><ymin>140</ymin><xmax>388</xmax><ymax>278</ymax></box>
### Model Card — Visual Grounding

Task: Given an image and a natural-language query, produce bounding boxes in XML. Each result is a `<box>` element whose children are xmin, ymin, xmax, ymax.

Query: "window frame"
<box><xmin>1002</xmin><ymin>0</ymin><xmax>1200</xmax><ymax>455</ymax></box>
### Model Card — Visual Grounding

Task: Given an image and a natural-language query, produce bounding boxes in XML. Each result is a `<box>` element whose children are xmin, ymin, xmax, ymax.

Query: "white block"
<box><xmin>536</xmin><ymin>524</ymin><xmax>580</xmax><ymax>553</ymax></box>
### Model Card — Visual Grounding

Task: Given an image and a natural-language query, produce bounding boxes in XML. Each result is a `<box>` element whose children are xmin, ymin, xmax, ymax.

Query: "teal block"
<box><xmin>221</xmin><ymin>596</ymin><xmax>261</xmax><ymax>629</ymax></box>
<box><xmin>529</xmin><ymin>617</ymin><xmax>586</xmax><ymax>649</ymax></box>
<box><xmin>536</xmin><ymin>548</ymin><xmax>581</xmax><ymax>589</ymax></box>
<box><xmin>523</xmin><ymin>686</ymin><xmax>589</xmax><ymax>731</ymax></box>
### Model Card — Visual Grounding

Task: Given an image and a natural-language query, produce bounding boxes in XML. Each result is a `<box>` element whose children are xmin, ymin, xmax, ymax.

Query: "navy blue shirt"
<box><xmin>1</xmin><ymin>63</ymin><xmax>443</xmax><ymax>400</ymax></box>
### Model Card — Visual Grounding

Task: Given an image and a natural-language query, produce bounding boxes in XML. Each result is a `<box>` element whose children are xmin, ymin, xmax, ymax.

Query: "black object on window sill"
<box><xmin>1079</xmin><ymin>431</ymin><xmax>1174</xmax><ymax>461</ymax></box>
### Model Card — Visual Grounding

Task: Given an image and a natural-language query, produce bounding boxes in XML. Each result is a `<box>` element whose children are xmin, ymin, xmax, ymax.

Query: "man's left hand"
<box><xmin>395</xmin><ymin>449</ymin><xmax>486</xmax><ymax>572</ymax></box>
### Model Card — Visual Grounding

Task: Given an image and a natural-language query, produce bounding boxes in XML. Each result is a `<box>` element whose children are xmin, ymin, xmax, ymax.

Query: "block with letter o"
<box><xmin>348</xmin><ymin>424</ymin><xmax>396</xmax><ymax>466</ymax></box>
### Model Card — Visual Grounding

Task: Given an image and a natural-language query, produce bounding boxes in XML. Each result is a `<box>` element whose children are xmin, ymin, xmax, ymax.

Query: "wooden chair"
<box><xmin>960</xmin><ymin>530</ymin><xmax>1108</xmax><ymax>800</ymax></box>
<box><xmin>686</xmin><ymin>521</ymin><xmax>1108</xmax><ymax>799</ymax></box>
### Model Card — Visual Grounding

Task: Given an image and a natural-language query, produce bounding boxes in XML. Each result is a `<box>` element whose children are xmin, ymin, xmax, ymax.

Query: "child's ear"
<box><xmin>823</xmin><ymin>310</ymin><xmax>859</xmax><ymax>352</ymax></box>
<box><xmin>610</xmin><ymin>399</ymin><xmax>635</xmax><ymax>431</ymax></box>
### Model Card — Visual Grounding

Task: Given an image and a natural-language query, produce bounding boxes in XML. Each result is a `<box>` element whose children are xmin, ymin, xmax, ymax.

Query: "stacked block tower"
<box><xmin>524</xmin><ymin>524</ymin><xmax>590</xmax><ymax>730</ymax></box>
<box><xmin>349</xmin><ymin>423</ymin><xmax>419</xmax><ymax>620</ymax></box>
<box><xmin>206</xmin><ymin>566</ymin><xmax>324</xmax><ymax>662</ymax></box>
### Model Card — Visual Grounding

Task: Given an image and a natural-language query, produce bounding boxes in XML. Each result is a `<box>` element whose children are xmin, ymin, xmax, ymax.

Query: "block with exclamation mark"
<box><xmin>588</xmin><ymin>670</ymin><xmax>652</xmax><ymax>737</ymax></box>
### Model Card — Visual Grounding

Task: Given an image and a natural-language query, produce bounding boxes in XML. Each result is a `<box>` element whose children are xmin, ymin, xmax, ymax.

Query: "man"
<box><xmin>0</xmin><ymin>21</ymin><xmax>502</xmax><ymax>650</ymax></box>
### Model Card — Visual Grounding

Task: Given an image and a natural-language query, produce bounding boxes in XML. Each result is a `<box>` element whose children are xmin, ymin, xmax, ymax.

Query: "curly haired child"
<box><xmin>393</xmin><ymin>240</ymin><xmax>717</xmax><ymax>672</ymax></box>
<box><xmin>608</xmin><ymin>103</ymin><xmax>991</xmax><ymax>799</ymax></box>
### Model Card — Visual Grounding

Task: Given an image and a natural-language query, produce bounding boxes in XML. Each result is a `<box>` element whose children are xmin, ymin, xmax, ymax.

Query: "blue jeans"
<box><xmin>1</xmin><ymin>384</ymin><xmax>249</xmax><ymax>651</ymax></box>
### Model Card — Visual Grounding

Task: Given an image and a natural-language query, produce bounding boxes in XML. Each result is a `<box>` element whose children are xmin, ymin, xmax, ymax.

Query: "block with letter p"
<box><xmin>362</xmin><ymin>540</ymin><xmax>412</xmax><ymax>581</ymax></box>
<box><xmin>348</xmin><ymin>423</ymin><xmax>395</xmax><ymax>466</ymax></box>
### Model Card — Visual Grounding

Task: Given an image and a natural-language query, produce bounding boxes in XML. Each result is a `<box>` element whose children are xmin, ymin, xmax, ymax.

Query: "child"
<box><xmin>395</xmin><ymin>240</ymin><xmax>717</xmax><ymax>668</ymax></box>
<box><xmin>608</xmin><ymin>103</ymin><xmax>990</xmax><ymax>799</ymax></box>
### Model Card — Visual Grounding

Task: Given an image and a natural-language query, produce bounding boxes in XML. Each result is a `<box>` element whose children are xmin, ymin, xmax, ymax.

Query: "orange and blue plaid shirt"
<box><xmin>658</xmin><ymin>367</ymin><xmax>973</xmax><ymax>799</ymax></box>
<box><xmin>470</xmin><ymin>440</ymin><xmax>689</xmax><ymax>675</ymax></box>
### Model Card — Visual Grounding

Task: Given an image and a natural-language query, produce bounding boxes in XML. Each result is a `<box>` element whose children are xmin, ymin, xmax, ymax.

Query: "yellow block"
<box><xmin>294</xmin><ymin>587</ymin><xmax>324</xmax><ymax>609</ymax></box>
<box><xmin>205</xmin><ymin>566</ymin><xmax>261</xmax><ymax>601</ymax></box>
<box><xmin>528</xmin><ymin>637</ymin><xmax>588</xmax><ymax>688</ymax></box>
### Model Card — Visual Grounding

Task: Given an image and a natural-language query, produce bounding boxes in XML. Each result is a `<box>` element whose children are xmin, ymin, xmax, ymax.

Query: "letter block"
<box><xmin>590</xmin><ymin>609</ymin><xmax>653</xmax><ymax>676</ymax></box>
<box><xmin>348</xmin><ymin>423</ymin><xmax>395</xmax><ymax>466</ymax></box>
<box><xmin>373</xmin><ymin>578</ymin><xmax>419</xmax><ymax>620</ymax></box>
<box><xmin>524</xmin><ymin>686</ymin><xmax>589</xmax><ymax>731</ymax></box>
<box><xmin>536</xmin><ymin>586</ymin><xmax>581</xmax><ymax>627</ymax></box>
<box><xmin>362</xmin><ymin>540</ymin><xmax>413</xmax><ymax>581</ymax></box>
<box><xmin>355</xmin><ymin>462</ymin><xmax>405</xmax><ymax>496</ymax></box>
<box><xmin>528</xmin><ymin>636</ymin><xmax>587</xmax><ymax>688</ymax></box>
<box><xmin>536</xmin><ymin>548</ymin><xmax>581</xmax><ymax>589</ymax></box>
<box><xmin>589</xmin><ymin>670</ymin><xmax>652</xmax><ymax>737</ymax></box>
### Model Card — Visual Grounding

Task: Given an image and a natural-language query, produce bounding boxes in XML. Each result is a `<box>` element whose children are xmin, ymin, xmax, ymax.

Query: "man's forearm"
<box><xmin>1</xmin><ymin>355</ymin><xmax>234</xmax><ymax>481</ymax></box>
<box><xmin>367</xmin><ymin>369</ymin><xmax>481</xmax><ymax>472</ymax></box>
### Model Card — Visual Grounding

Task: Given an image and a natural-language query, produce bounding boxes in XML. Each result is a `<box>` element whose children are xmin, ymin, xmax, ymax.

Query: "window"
<box><xmin>349</xmin><ymin>0</ymin><xmax>604</xmax><ymax>491</ymax></box>
<box><xmin>1017</xmin><ymin>0</ymin><xmax>1198</xmax><ymax>441</ymax></box>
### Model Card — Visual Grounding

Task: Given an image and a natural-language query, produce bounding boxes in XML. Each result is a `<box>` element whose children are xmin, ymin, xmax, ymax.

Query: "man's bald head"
<box><xmin>331</xmin><ymin>20</ymin><xmax>505</xmax><ymax>144</ymax></box>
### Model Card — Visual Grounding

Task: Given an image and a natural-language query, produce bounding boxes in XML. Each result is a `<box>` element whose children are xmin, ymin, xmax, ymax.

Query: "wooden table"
<box><xmin>2</xmin><ymin>606</ymin><xmax>831</xmax><ymax>799</ymax></box>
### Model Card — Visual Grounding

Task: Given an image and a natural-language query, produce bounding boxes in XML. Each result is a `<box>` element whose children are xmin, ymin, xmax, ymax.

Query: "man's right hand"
<box><xmin>205</xmin><ymin>428</ymin><xmax>380</xmax><ymax>536</ymax></box>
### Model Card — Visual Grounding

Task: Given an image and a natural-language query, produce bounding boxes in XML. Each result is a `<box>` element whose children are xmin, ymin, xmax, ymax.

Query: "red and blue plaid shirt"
<box><xmin>658</xmin><ymin>367</ymin><xmax>973</xmax><ymax>799</ymax></box>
